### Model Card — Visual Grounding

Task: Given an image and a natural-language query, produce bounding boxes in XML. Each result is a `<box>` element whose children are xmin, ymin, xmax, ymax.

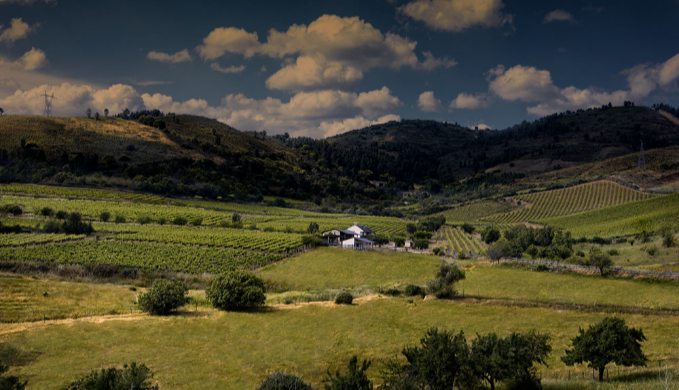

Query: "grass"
<box><xmin>574</xmin><ymin>236</ymin><xmax>679</xmax><ymax>270</ymax></box>
<box><xmin>3</xmin><ymin>298</ymin><xmax>679</xmax><ymax>390</ymax></box>
<box><xmin>258</xmin><ymin>247</ymin><xmax>440</xmax><ymax>290</ymax></box>
<box><xmin>458</xmin><ymin>265</ymin><xmax>679</xmax><ymax>310</ymax></box>
<box><xmin>0</xmin><ymin>273</ymin><xmax>139</xmax><ymax>322</ymax></box>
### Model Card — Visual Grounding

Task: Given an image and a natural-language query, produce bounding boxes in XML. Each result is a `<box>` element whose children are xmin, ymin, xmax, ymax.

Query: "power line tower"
<box><xmin>637</xmin><ymin>141</ymin><xmax>646</xmax><ymax>172</ymax></box>
<box><xmin>43</xmin><ymin>91</ymin><xmax>56</xmax><ymax>117</ymax></box>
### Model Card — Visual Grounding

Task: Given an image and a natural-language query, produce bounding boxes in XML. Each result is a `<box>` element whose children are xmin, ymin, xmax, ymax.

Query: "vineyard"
<box><xmin>98</xmin><ymin>223</ymin><xmax>304</xmax><ymax>253</ymax></box>
<box><xmin>0</xmin><ymin>233</ymin><xmax>86</xmax><ymax>247</ymax></box>
<box><xmin>0</xmin><ymin>184</ymin><xmax>168</xmax><ymax>204</ymax></box>
<box><xmin>484</xmin><ymin>181</ymin><xmax>656</xmax><ymax>224</ymax></box>
<box><xmin>438</xmin><ymin>201</ymin><xmax>513</xmax><ymax>223</ymax></box>
<box><xmin>0</xmin><ymin>241</ymin><xmax>282</xmax><ymax>274</ymax></box>
<box><xmin>433</xmin><ymin>226</ymin><xmax>485</xmax><ymax>256</ymax></box>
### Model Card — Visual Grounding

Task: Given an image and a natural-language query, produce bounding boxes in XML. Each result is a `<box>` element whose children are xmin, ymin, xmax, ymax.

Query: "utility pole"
<box><xmin>43</xmin><ymin>91</ymin><xmax>57</xmax><ymax>117</ymax></box>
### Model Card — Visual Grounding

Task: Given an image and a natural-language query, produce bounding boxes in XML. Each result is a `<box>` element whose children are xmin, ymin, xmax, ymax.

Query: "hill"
<box><xmin>1</xmin><ymin>104</ymin><xmax>678</xmax><ymax>204</ymax></box>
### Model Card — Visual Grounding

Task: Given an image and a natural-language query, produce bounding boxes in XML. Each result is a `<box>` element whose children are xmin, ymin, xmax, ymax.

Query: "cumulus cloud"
<box><xmin>543</xmin><ymin>9</ymin><xmax>575</xmax><ymax>23</ymax></box>
<box><xmin>147</xmin><ymin>49</ymin><xmax>192</xmax><ymax>63</ymax></box>
<box><xmin>0</xmin><ymin>47</ymin><xmax>48</xmax><ymax>71</ymax></box>
<box><xmin>449</xmin><ymin>92</ymin><xmax>490</xmax><ymax>109</ymax></box>
<box><xmin>0</xmin><ymin>82</ymin><xmax>402</xmax><ymax>137</ymax></box>
<box><xmin>399</xmin><ymin>0</ymin><xmax>512</xmax><ymax>32</ymax></box>
<box><xmin>417</xmin><ymin>91</ymin><xmax>442</xmax><ymax>112</ymax></box>
<box><xmin>0</xmin><ymin>77</ymin><xmax>20</xmax><ymax>92</ymax></box>
<box><xmin>486</xmin><ymin>52</ymin><xmax>679</xmax><ymax>116</ymax></box>
<box><xmin>0</xmin><ymin>18</ymin><xmax>36</xmax><ymax>45</ymax></box>
<box><xmin>210</xmin><ymin>63</ymin><xmax>246</xmax><ymax>74</ymax></box>
<box><xmin>0</xmin><ymin>83</ymin><xmax>145</xmax><ymax>116</ymax></box>
<box><xmin>198</xmin><ymin>15</ymin><xmax>454</xmax><ymax>91</ymax></box>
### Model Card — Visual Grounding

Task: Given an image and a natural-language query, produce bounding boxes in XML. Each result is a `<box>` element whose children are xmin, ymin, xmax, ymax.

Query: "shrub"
<box><xmin>456</xmin><ymin>252</ymin><xmax>467</xmax><ymax>260</ymax></box>
<box><xmin>256</xmin><ymin>372</ymin><xmax>315</xmax><ymax>390</ymax></box>
<box><xmin>0</xmin><ymin>205</ymin><xmax>22</xmax><ymax>216</ymax></box>
<box><xmin>40</xmin><ymin>207</ymin><xmax>54</xmax><ymax>217</ymax></box>
<box><xmin>172</xmin><ymin>216</ymin><xmax>187</xmax><ymax>226</ymax></box>
<box><xmin>302</xmin><ymin>235</ymin><xmax>322</xmax><ymax>246</ymax></box>
<box><xmin>157</xmin><ymin>217</ymin><xmax>166</xmax><ymax>225</ymax></box>
<box><xmin>481</xmin><ymin>226</ymin><xmax>501</xmax><ymax>244</ymax></box>
<box><xmin>137</xmin><ymin>279</ymin><xmax>189</xmax><ymax>315</ymax></box>
<box><xmin>535</xmin><ymin>264</ymin><xmax>550</xmax><ymax>272</ymax></box>
<box><xmin>646</xmin><ymin>245</ymin><xmax>658</xmax><ymax>256</ymax></box>
<box><xmin>137</xmin><ymin>215</ymin><xmax>153</xmax><ymax>225</ymax></box>
<box><xmin>607</xmin><ymin>249</ymin><xmax>619</xmax><ymax>256</ymax></box>
<box><xmin>335</xmin><ymin>291</ymin><xmax>353</xmax><ymax>305</ymax></box>
<box><xmin>413</xmin><ymin>239</ymin><xmax>429</xmax><ymax>250</ymax></box>
<box><xmin>100</xmin><ymin>211</ymin><xmax>111</xmax><ymax>222</ymax></box>
<box><xmin>64</xmin><ymin>362</ymin><xmax>158</xmax><ymax>390</ymax></box>
<box><xmin>427</xmin><ymin>261</ymin><xmax>465</xmax><ymax>299</ymax></box>
<box><xmin>206</xmin><ymin>271</ymin><xmax>266</xmax><ymax>310</ymax></box>
<box><xmin>432</xmin><ymin>247</ymin><xmax>442</xmax><ymax>256</ymax></box>
<box><xmin>190</xmin><ymin>217</ymin><xmax>203</xmax><ymax>226</ymax></box>
<box><xmin>324</xmin><ymin>356</ymin><xmax>372</xmax><ymax>390</ymax></box>
<box><xmin>114</xmin><ymin>215</ymin><xmax>126</xmax><ymax>224</ymax></box>
<box><xmin>461</xmin><ymin>223</ymin><xmax>475</xmax><ymax>234</ymax></box>
<box><xmin>404</xmin><ymin>284</ymin><xmax>424</xmax><ymax>297</ymax></box>
<box><xmin>393</xmin><ymin>236</ymin><xmax>406</xmax><ymax>247</ymax></box>
<box><xmin>0</xmin><ymin>364</ymin><xmax>26</xmax><ymax>390</ymax></box>
<box><xmin>575</xmin><ymin>250</ymin><xmax>585</xmax><ymax>257</ymax></box>
<box><xmin>383</xmin><ymin>288</ymin><xmax>400</xmax><ymax>296</ymax></box>
<box><xmin>663</xmin><ymin>234</ymin><xmax>676</xmax><ymax>248</ymax></box>
<box><xmin>61</xmin><ymin>212</ymin><xmax>94</xmax><ymax>235</ymax></box>
<box><xmin>627</xmin><ymin>238</ymin><xmax>635</xmax><ymax>246</ymax></box>
<box><xmin>43</xmin><ymin>221</ymin><xmax>61</xmax><ymax>234</ymax></box>
<box><xmin>55</xmin><ymin>210</ymin><xmax>68</xmax><ymax>219</ymax></box>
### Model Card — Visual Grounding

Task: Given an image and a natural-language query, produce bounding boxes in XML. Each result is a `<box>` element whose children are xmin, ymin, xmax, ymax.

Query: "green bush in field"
<box><xmin>137</xmin><ymin>279</ymin><xmax>189</xmax><ymax>315</ymax></box>
<box><xmin>257</xmin><ymin>372</ymin><xmax>315</xmax><ymax>390</ymax></box>
<box><xmin>334</xmin><ymin>291</ymin><xmax>353</xmax><ymax>305</ymax></box>
<box><xmin>40</xmin><ymin>207</ymin><xmax>54</xmax><ymax>217</ymax></box>
<box><xmin>114</xmin><ymin>214</ymin><xmax>126</xmax><ymax>224</ymax></box>
<box><xmin>137</xmin><ymin>215</ymin><xmax>153</xmax><ymax>225</ymax></box>
<box><xmin>99</xmin><ymin>211</ymin><xmax>111</xmax><ymax>222</ymax></box>
<box><xmin>206</xmin><ymin>271</ymin><xmax>266</xmax><ymax>310</ymax></box>
<box><xmin>413</xmin><ymin>239</ymin><xmax>429</xmax><ymax>250</ymax></box>
<box><xmin>426</xmin><ymin>261</ymin><xmax>465</xmax><ymax>299</ymax></box>
<box><xmin>64</xmin><ymin>362</ymin><xmax>158</xmax><ymax>390</ymax></box>
<box><xmin>324</xmin><ymin>356</ymin><xmax>372</xmax><ymax>390</ymax></box>
<box><xmin>172</xmin><ymin>216</ymin><xmax>188</xmax><ymax>226</ymax></box>
<box><xmin>404</xmin><ymin>284</ymin><xmax>423</xmax><ymax>297</ymax></box>
<box><xmin>0</xmin><ymin>364</ymin><xmax>26</xmax><ymax>390</ymax></box>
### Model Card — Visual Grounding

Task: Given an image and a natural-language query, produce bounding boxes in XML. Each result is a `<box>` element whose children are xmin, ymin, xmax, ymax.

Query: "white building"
<box><xmin>322</xmin><ymin>223</ymin><xmax>375</xmax><ymax>249</ymax></box>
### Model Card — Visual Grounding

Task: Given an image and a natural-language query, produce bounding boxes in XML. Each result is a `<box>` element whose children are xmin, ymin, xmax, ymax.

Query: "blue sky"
<box><xmin>1</xmin><ymin>0</ymin><xmax>678</xmax><ymax>137</ymax></box>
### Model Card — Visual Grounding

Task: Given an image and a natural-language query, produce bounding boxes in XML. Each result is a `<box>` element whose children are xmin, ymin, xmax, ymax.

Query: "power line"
<box><xmin>43</xmin><ymin>91</ymin><xmax>57</xmax><ymax>117</ymax></box>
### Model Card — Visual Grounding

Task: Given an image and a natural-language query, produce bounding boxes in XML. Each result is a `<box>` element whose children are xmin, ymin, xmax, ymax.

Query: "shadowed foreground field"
<box><xmin>2</xmin><ymin>298</ymin><xmax>679</xmax><ymax>390</ymax></box>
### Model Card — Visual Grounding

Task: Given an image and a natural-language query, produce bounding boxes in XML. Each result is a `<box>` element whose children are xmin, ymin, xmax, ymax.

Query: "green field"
<box><xmin>2</xmin><ymin>298</ymin><xmax>678</xmax><ymax>390</ymax></box>
<box><xmin>543</xmin><ymin>192</ymin><xmax>679</xmax><ymax>238</ymax></box>
<box><xmin>438</xmin><ymin>200</ymin><xmax>513</xmax><ymax>223</ymax></box>
<box><xmin>486</xmin><ymin>181</ymin><xmax>656</xmax><ymax>224</ymax></box>
<box><xmin>258</xmin><ymin>247</ymin><xmax>439</xmax><ymax>290</ymax></box>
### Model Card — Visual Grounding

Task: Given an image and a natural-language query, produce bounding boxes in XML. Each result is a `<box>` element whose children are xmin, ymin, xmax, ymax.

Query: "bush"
<box><xmin>383</xmin><ymin>288</ymin><xmax>400</xmax><ymax>296</ymax></box>
<box><xmin>137</xmin><ymin>279</ymin><xmax>189</xmax><ymax>315</ymax></box>
<box><xmin>40</xmin><ymin>207</ymin><xmax>54</xmax><ymax>217</ymax></box>
<box><xmin>335</xmin><ymin>291</ymin><xmax>353</xmax><ymax>305</ymax></box>
<box><xmin>0</xmin><ymin>364</ymin><xmax>26</xmax><ymax>390</ymax></box>
<box><xmin>55</xmin><ymin>210</ymin><xmax>68</xmax><ymax>219</ymax></box>
<box><xmin>65</xmin><ymin>362</ymin><xmax>158</xmax><ymax>390</ymax></box>
<box><xmin>393</xmin><ymin>236</ymin><xmax>406</xmax><ymax>248</ymax></box>
<box><xmin>43</xmin><ymin>221</ymin><xmax>61</xmax><ymax>233</ymax></box>
<box><xmin>190</xmin><ymin>217</ymin><xmax>203</xmax><ymax>226</ymax></box>
<box><xmin>432</xmin><ymin>247</ymin><xmax>443</xmax><ymax>256</ymax></box>
<box><xmin>456</xmin><ymin>252</ymin><xmax>467</xmax><ymax>260</ymax></box>
<box><xmin>114</xmin><ymin>215</ymin><xmax>126</xmax><ymax>224</ymax></box>
<box><xmin>535</xmin><ymin>264</ymin><xmax>550</xmax><ymax>272</ymax></box>
<box><xmin>481</xmin><ymin>226</ymin><xmax>501</xmax><ymax>244</ymax></box>
<box><xmin>172</xmin><ymin>216</ymin><xmax>188</xmax><ymax>226</ymax></box>
<box><xmin>607</xmin><ymin>249</ymin><xmax>619</xmax><ymax>256</ymax></box>
<box><xmin>256</xmin><ymin>372</ymin><xmax>315</xmax><ymax>390</ymax></box>
<box><xmin>302</xmin><ymin>235</ymin><xmax>322</xmax><ymax>246</ymax></box>
<box><xmin>324</xmin><ymin>356</ymin><xmax>372</xmax><ymax>390</ymax></box>
<box><xmin>461</xmin><ymin>223</ymin><xmax>475</xmax><ymax>234</ymax></box>
<box><xmin>646</xmin><ymin>245</ymin><xmax>658</xmax><ymax>256</ymax></box>
<box><xmin>206</xmin><ymin>271</ymin><xmax>266</xmax><ymax>310</ymax></box>
<box><xmin>100</xmin><ymin>211</ymin><xmax>111</xmax><ymax>222</ymax></box>
<box><xmin>137</xmin><ymin>215</ymin><xmax>153</xmax><ymax>225</ymax></box>
<box><xmin>61</xmin><ymin>212</ymin><xmax>94</xmax><ymax>235</ymax></box>
<box><xmin>427</xmin><ymin>261</ymin><xmax>465</xmax><ymax>299</ymax></box>
<box><xmin>627</xmin><ymin>238</ymin><xmax>635</xmax><ymax>246</ymax></box>
<box><xmin>413</xmin><ymin>238</ymin><xmax>429</xmax><ymax>250</ymax></box>
<box><xmin>663</xmin><ymin>234</ymin><xmax>676</xmax><ymax>248</ymax></box>
<box><xmin>0</xmin><ymin>205</ymin><xmax>22</xmax><ymax>216</ymax></box>
<box><xmin>404</xmin><ymin>284</ymin><xmax>424</xmax><ymax>297</ymax></box>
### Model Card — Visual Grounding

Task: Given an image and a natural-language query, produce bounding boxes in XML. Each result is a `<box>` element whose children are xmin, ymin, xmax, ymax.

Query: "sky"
<box><xmin>0</xmin><ymin>0</ymin><xmax>678</xmax><ymax>138</ymax></box>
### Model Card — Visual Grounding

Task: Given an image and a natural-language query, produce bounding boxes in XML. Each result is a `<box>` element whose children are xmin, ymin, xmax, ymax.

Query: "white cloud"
<box><xmin>198</xmin><ymin>15</ymin><xmax>453</xmax><ymax>91</ymax></box>
<box><xmin>543</xmin><ymin>9</ymin><xmax>575</xmax><ymax>23</ymax></box>
<box><xmin>210</xmin><ymin>63</ymin><xmax>246</xmax><ymax>74</ymax></box>
<box><xmin>0</xmin><ymin>77</ymin><xmax>20</xmax><ymax>92</ymax></box>
<box><xmin>399</xmin><ymin>0</ymin><xmax>512</xmax><ymax>32</ymax></box>
<box><xmin>449</xmin><ymin>92</ymin><xmax>490</xmax><ymax>109</ymax></box>
<box><xmin>486</xmin><ymin>52</ymin><xmax>679</xmax><ymax>116</ymax></box>
<box><xmin>15</xmin><ymin>47</ymin><xmax>48</xmax><ymax>70</ymax></box>
<box><xmin>0</xmin><ymin>83</ymin><xmax>145</xmax><ymax>116</ymax></box>
<box><xmin>0</xmin><ymin>47</ymin><xmax>48</xmax><ymax>71</ymax></box>
<box><xmin>319</xmin><ymin>115</ymin><xmax>401</xmax><ymax>137</ymax></box>
<box><xmin>265</xmin><ymin>55</ymin><xmax>362</xmax><ymax>91</ymax></box>
<box><xmin>147</xmin><ymin>49</ymin><xmax>192</xmax><ymax>63</ymax></box>
<box><xmin>417</xmin><ymin>91</ymin><xmax>442</xmax><ymax>112</ymax></box>
<box><xmin>0</xmin><ymin>18</ymin><xmax>36</xmax><ymax>44</ymax></box>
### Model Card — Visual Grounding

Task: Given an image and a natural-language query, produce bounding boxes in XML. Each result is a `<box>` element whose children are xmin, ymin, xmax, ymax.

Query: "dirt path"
<box><xmin>660</xmin><ymin>110</ymin><xmax>679</xmax><ymax>127</ymax></box>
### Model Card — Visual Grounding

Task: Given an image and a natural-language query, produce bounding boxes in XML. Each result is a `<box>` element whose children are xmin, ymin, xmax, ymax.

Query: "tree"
<box><xmin>324</xmin><ymin>356</ymin><xmax>373</xmax><ymax>390</ymax></box>
<box><xmin>307</xmin><ymin>221</ymin><xmax>320</xmax><ymax>234</ymax></box>
<box><xmin>487</xmin><ymin>239</ymin><xmax>510</xmax><ymax>265</ymax></box>
<box><xmin>65</xmin><ymin>362</ymin><xmax>158</xmax><ymax>390</ymax></box>
<box><xmin>413</xmin><ymin>239</ymin><xmax>429</xmax><ymax>250</ymax></box>
<box><xmin>61</xmin><ymin>212</ymin><xmax>94</xmax><ymax>235</ymax></box>
<box><xmin>562</xmin><ymin>317</ymin><xmax>647</xmax><ymax>382</ymax></box>
<box><xmin>94</xmin><ymin>112</ymin><xmax>100</xmax><ymax>121</ymax></box>
<box><xmin>481</xmin><ymin>226</ymin><xmax>500</xmax><ymax>244</ymax></box>
<box><xmin>104</xmin><ymin>108</ymin><xmax>109</xmax><ymax>117</ymax></box>
<box><xmin>393</xmin><ymin>236</ymin><xmax>405</xmax><ymax>248</ymax></box>
<box><xmin>0</xmin><ymin>108</ymin><xmax>4</xmax><ymax>116</ymax></box>
<box><xmin>257</xmin><ymin>372</ymin><xmax>315</xmax><ymax>390</ymax></box>
<box><xmin>0</xmin><ymin>364</ymin><xmax>26</xmax><ymax>390</ymax></box>
<box><xmin>461</xmin><ymin>223</ymin><xmax>475</xmax><ymax>234</ymax></box>
<box><xmin>426</xmin><ymin>261</ymin><xmax>465</xmax><ymax>299</ymax></box>
<box><xmin>372</xmin><ymin>235</ymin><xmax>389</xmax><ymax>247</ymax></box>
<box><xmin>206</xmin><ymin>270</ymin><xmax>266</xmax><ymax>310</ymax></box>
<box><xmin>122</xmin><ymin>108</ymin><xmax>130</xmax><ymax>119</ymax></box>
<box><xmin>589</xmin><ymin>251</ymin><xmax>613</xmax><ymax>276</ymax></box>
<box><xmin>137</xmin><ymin>279</ymin><xmax>189</xmax><ymax>315</ymax></box>
<box><xmin>86</xmin><ymin>108</ymin><xmax>91</xmax><ymax>118</ymax></box>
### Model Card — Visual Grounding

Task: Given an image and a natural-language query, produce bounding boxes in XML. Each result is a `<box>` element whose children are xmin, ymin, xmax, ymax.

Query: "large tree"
<box><xmin>562</xmin><ymin>317</ymin><xmax>647</xmax><ymax>382</ymax></box>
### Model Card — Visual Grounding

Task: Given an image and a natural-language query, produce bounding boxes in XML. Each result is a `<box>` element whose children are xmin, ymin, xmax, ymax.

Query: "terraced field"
<box><xmin>485</xmin><ymin>181</ymin><xmax>655</xmax><ymax>224</ymax></box>
<box><xmin>433</xmin><ymin>226</ymin><xmax>485</xmax><ymax>255</ymax></box>
<box><xmin>438</xmin><ymin>200</ymin><xmax>513</xmax><ymax>223</ymax></box>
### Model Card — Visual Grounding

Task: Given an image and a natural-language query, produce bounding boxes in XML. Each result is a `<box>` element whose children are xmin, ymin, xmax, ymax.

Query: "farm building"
<box><xmin>322</xmin><ymin>223</ymin><xmax>375</xmax><ymax>249</ymax></box>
